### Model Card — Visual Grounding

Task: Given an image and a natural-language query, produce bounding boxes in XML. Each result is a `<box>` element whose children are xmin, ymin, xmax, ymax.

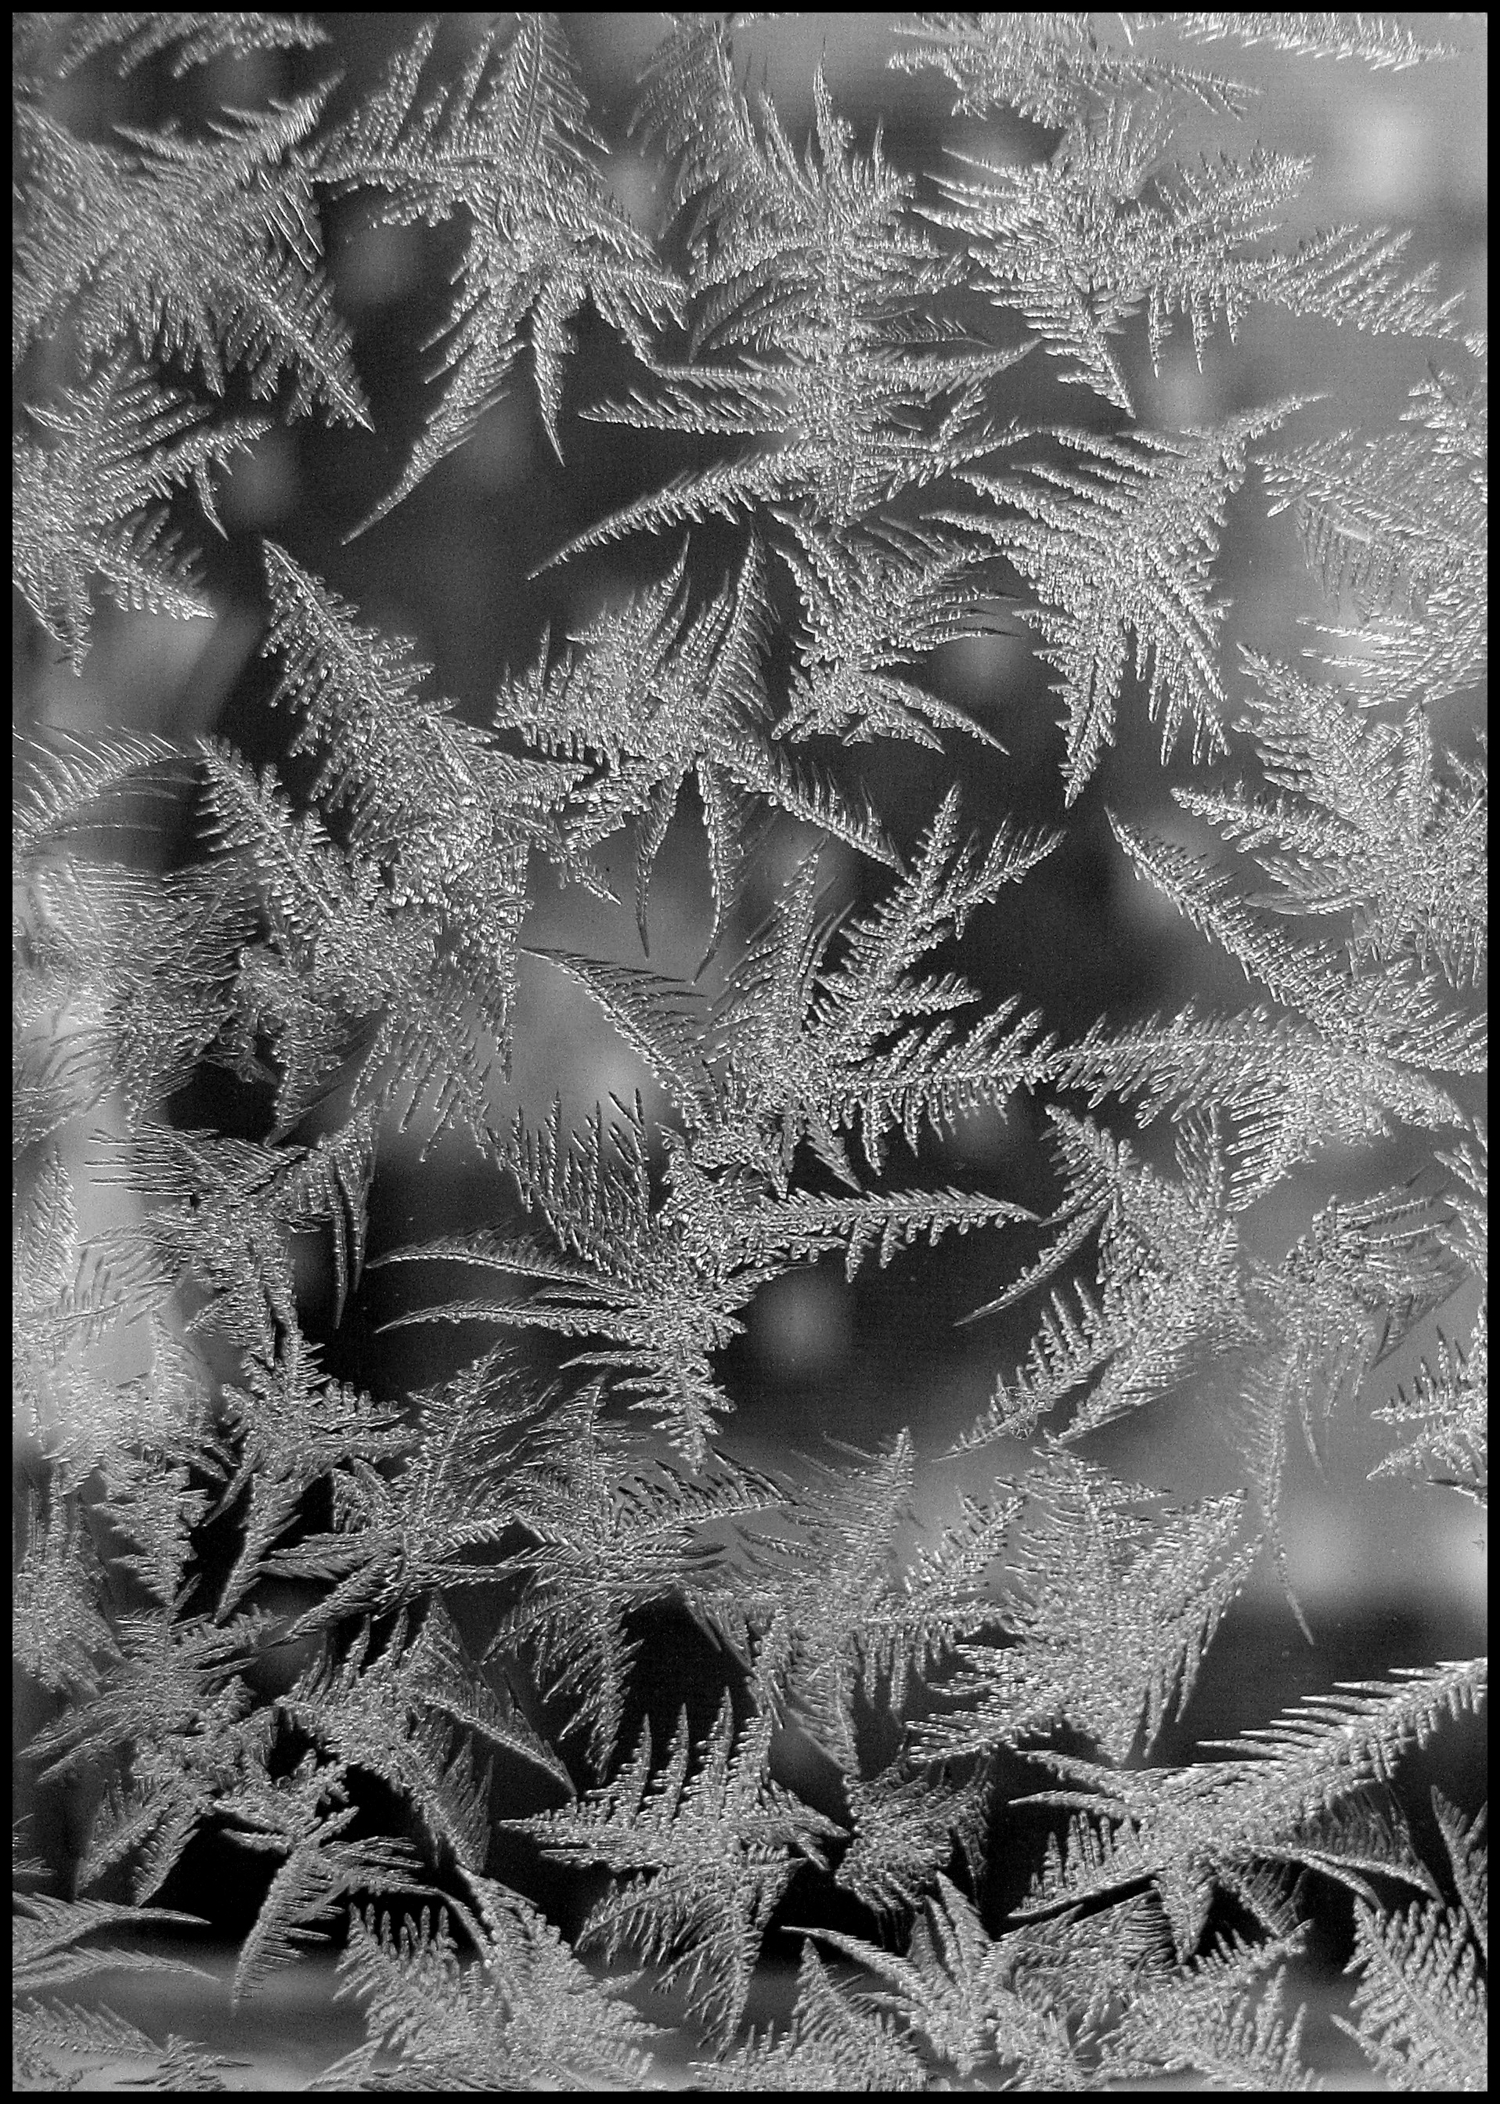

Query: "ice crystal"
<box><xmin>12</xmin><ymin>11</ymin><xmax>1486</xmax><ymax>2093</ymax></box>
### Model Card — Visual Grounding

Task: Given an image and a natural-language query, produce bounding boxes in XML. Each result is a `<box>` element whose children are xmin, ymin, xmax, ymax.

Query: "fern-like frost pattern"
<box><xmin>11</xmin><ymin>10</ymin><xmax>1485</xmax><ymax>2095</ymax></box>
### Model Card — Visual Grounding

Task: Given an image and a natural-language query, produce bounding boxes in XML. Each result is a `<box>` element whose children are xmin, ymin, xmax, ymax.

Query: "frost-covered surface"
<box><xmin>13</xmin><ymin>11</ymin><xmax>1486</xmax><ymax>2092</ymax></box>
